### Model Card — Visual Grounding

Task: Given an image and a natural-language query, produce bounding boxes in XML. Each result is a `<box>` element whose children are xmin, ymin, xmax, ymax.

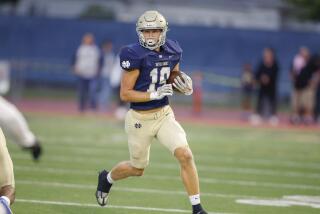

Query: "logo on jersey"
<box><xmin>121</xmin><ymin>60</ymin><xmax>130</xmax><ymax>69</ymax></box>
<box><xmin>134</xmin><ymin>123</ymin><xmax>142</xmax><ymax>129</ymax></box>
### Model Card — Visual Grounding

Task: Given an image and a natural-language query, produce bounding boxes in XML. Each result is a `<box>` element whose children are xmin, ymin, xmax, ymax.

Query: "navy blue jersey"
<box><xmin>120</xmin><ymin>39</ymin><xmax>182</xmax><ymax>110</ymax></box>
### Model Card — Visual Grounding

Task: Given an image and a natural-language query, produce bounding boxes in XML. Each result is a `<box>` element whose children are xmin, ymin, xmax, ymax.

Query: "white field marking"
<box><xmin>40</xmin><ymin>133</ymin><xmax>320</xmax><ymax>169</ymax></box>
<box><xmin>14</xmin><ymin>166</ymin><xmax>320</xmax><ymax>191</ymax></box>
<box><xmin>16</xmin><ymin>180</ymin><xmax>258</xmax><ymax>199</ymax></box>
<box><xmin>40</xmin><ymin>135</ymin><xmax>126</xmax><ymax>145</ymax></box>
<box><xmin>197</xmin><ymin>156</ymin><xmax>320</xmax><ymax>171</ymax></box>
<box><xmin>146</xmin><ymin>175</ymin><xmax>320</xmax><ymax>191</ymax></box>
<box><xmin>12</xmin><ymin>154</ymin><xmax>320</xmax><ymax>180</ymax></box>
<box><xmin>15</xmin><ymin>199</ymin><xmax>234</xmax><ymax>214</ymax></box>
<box><xmin>26</xmin><ymin>143</ymin><xmax>320</xmax><ymax>173</ymax></box>
<box><xmin>35</xmin><ymin>146</ymin><xmax>126</xmax><ymax>155</ymax></box>
<box><xmin>16</xmin><ymin>144</ymin><xmax>320</xmax><ymax>173</ymax></box>
<box><xmin>39</xmin><ymin>135</ymin><xmax>320</xmax><ymax>170</ymax></box>
<box><xmin>236</xmin><ymin>195</ymin><xmax>320</xmax><ymax>209</ymax></box>
<box><xmin>150</xmin><ymin>163</ymin><xmax>320</xmax><ymax>179</ymax></box>
<box><xmin>40</xmin><ymin>135</ymin><xmax>320</xmax><ymax>166</ymax></box>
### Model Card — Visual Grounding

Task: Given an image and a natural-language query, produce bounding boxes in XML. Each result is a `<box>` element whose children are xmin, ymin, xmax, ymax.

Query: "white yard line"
<box><xmin>16</xmin><ymin>180</ymin><xmax>258</xmax><ymax>199</ymax></box>
<box><xmin>150</xmin><ymin>163</ymin><xmax>320</xmax><ymax>179</ymax></box>
<box><xmin>39</xmin><ymin>136</ymin><xmax>320</xmax><ymax>170</ymax></box>
<box><xmin>14</xmin><ymin>166</ymin><xmax>320</xmax><ymax>191</ymax></box>
<box><xmin>148</xmin><ymin>175</ymin><xmax>320</xmax><ymax>191</ymax></box>
<box><xmin>15</xmin><ymin>199</ymin><xmax>234</xmax><ymax>214</ymax></box>
<box><xmin>12</xmin><ymin>154</ymin><xmax>320</xmax><ymax>180</ymax></box>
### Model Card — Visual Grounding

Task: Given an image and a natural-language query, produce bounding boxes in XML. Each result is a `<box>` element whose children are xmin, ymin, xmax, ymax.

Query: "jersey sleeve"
<box><xmin>168</xmin><ymin>40</ymin><xmax>183</xmax><ymax>68</ymax></box>
<box><xmin>119</xmin><ymin>46</ymin><xmax>142</xmax><ymax>71</ymax></box>
<box><xmin>167</xmin><ymin>39</ymin><xmax>183</xmax><ymax>60</ymax></box>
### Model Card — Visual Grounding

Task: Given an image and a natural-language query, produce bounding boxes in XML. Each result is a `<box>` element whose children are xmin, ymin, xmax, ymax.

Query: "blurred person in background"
<box><xmin>0</xmin><ymin>128</ymin><xmax>15</xmax><ymax>214</ymax></box>
<box><xmin>97</xmin><ymin>40</ymin><xmax>116</xmax><ymax>112</ymax></box>
<box><xmin>109</xmin><ymin>52</ymin><xmax>127</xmax><ymax>120</ymax></box>
<box><xmin>0</xmin><ymin>97</ymin><xmax>42</xmax><ymax>161</ymax></box>
<box><xmin>250</xmin><ymin>47</ymin><xmax>279</xmax><ymax>126</ymax></box>
<box><xmin>313</xmin><ymin>55</ymin><xmax>320</xmax><ymax>124</ymax></box>
<box><xmin>72</xmin><ymin>33</ymin><xmax>100</xmax><ymax>113</ymax></box>
<box><xmin>240</xmin><ymin>63</ymin><xmax>254</xmax><ymax>119</ymax></box>
<box><xmin>0</xmin><ymin>61</ymin><xmax>42</xmax><ymax>161</ymax></box>
<box><xmin>289</xmin><ymin>47</ymin><xmax>314</xmax><ymax>125</ymax></box>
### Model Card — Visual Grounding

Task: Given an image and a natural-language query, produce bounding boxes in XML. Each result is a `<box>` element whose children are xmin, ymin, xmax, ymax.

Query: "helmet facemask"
<box><xmin>136</xmin><ymin>11</ymin><xmax>168</xmax><ymax>50</ymax></box>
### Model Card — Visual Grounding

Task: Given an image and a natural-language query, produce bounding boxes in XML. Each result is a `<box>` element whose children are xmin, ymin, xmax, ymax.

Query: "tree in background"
<box><xmin>285</xmin><ymin>0</ymin><xmax>320</xmax><ymax>21</ymax></box>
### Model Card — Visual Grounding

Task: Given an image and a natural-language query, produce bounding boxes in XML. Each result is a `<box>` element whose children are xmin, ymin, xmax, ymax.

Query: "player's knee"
<box><xmin>174</xmin><ymin>147</ymin><xmax>193</xmax><ymax>164</ymax></box>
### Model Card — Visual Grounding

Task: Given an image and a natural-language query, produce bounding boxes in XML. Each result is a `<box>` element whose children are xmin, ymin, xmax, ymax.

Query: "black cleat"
<box><xmin>192</xmin><ymin>204</ymin><xmax>207</xmax><ymax>214</ymax></box>
<box><xmin>95</xmin><ymin>170</ymin><xmax>112</xmax><ymax>206</ymax></box>
<box><xmin>23</xmin><ymin>140</ymin><xmax>42</xmax><ymax>161</ymax></box>
<box><xmin>31</xmin><ymin>141</ymin><xmax>42</xmax><ymax>161</ymax></box>
<box><xmin>193</xmin><ymin>211</ymin><xmax>208</xmax><ymax>214</ymax></box>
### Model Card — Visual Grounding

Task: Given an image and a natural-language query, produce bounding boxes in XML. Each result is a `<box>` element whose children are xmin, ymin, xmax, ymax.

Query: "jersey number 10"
<box><xmin>147</xmin><ymin>67</ymin><xmax>170</xmax><ymax>92</ymax></box>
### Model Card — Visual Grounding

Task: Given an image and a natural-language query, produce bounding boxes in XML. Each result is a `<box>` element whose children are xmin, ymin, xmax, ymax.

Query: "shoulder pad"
<box><xmin>164</xmin><ymin>39</ymin><xmax>183</xmax><ymax>55</ymax></box>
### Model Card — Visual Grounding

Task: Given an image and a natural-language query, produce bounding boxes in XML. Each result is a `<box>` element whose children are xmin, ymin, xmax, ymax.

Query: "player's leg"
<box><xmin>290</xmin><ymin>89</ymin><xmax>300</xmax><ymax>124</ymax></box>
<box><xmin>0</xmin><ymin>129</ymin><xmax>15</xmax><ymax>214</ymax></box>
<box><xmin>77</xmin><ymin>78</ymin><xmax>88</xmax><ymax>112</ymax></box>
<box><xmin>88</xmin><ymin>78</ymin><xmax>98</xmax><ymax>110</ymax></box>
<box><xmin>0</xmin><ymin>97</ymin><xmax>42</xmax><ymax>160</ymax></box>
<box><xmin>268</xmin><ymin>92</ymin><xmax>279</xmax><ymax>126</ymax></box>
<box><xmin>99</xmin><ymin>78</ymin><xmax>112</xmax><ymax>112</ymax></box>
<box><xmin>157</xmin><ymin>107</ymin><xmax>207</xmax><ymax>214</ymax></box>
<box><xmin>302</xmin><ymin>87</ymin><xmax>315</xmax><ymax>124</ymax></box>
<box><xmin>96</xmin><ymin>110</ymin><xmax>154</xmax><ymax>206</ymax></box>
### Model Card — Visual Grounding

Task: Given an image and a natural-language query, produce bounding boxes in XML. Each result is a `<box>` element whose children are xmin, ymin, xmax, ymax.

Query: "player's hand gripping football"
<box><xmin>173</xmin><ymin>72</ymin><xmax>193</xmax><ymax>95</ymax></box>
<box><xmin>150</xmin><ymin>84</ymin><xmax>173</xmax><ymax>100</ymax></box>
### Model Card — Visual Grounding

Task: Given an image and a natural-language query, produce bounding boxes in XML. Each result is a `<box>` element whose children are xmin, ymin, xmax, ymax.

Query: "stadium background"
<box><xmin>0</xmin><ymin>0</ymin><xmax>320</xmax><ymax>214</ymax></box>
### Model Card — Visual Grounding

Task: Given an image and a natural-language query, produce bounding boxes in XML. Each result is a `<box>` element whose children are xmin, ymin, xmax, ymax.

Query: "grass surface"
<box><xmin>6</xmin><ymin>112</ymin><xmax>320</xmax><ymax>214</ymax></box>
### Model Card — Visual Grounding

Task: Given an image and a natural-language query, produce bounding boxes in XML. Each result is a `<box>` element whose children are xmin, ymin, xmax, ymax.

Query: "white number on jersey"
<box><xmin>147</xmin><ymin>67</ymin><xmax>170</xmax><ymax>92</ymax></box>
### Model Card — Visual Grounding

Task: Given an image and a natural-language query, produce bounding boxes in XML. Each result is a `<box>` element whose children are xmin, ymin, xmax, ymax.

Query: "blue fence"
<box><xmin>1</xmin><ymin>15</ymin><xmax>320</xmax><ymax>96</ymax></box>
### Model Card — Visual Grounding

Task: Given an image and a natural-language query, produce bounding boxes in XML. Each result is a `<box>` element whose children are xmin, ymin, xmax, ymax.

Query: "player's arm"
<box><xmin>120</xmin><ymin>69</ymin><xmax>150</xmax><ymax>102</ymax></box>
<box><xmin>172</xmin><ymin>63</ymin><xmax>180</xmax><ymax>72</ymax></box>
<box><xmin>120</xmin><ymin>69</ymin><xmax>173</xmax><ymax>102</ymax></box>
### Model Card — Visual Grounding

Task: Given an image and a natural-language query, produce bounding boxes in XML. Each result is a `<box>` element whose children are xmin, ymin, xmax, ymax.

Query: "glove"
<box><xmin>150</xmin><ymin>84</ymin><xmax>173</xmax><ymax>100</ymax></box>
<box><xmin>0</xmin><ymin>196</ymin><xmax>12</xmax><ymax>214</ymax></box>
<box><xmin>173</xmin><ymin>72</ymin><xmax>193</xmax><ymax>95</ymax></box>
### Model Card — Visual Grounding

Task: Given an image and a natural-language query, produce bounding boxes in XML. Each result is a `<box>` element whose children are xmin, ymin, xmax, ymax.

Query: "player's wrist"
<box><xmin>149</xmin><ymin>91</ymin><xmax>158</xmax><ymax>100</ymax></box>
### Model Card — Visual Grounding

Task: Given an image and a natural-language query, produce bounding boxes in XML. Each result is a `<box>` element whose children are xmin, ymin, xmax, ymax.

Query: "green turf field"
<box><xmin>6</xmin><ymin>113</ymin><xmax>320</xmax><ymax>214</ymax></box>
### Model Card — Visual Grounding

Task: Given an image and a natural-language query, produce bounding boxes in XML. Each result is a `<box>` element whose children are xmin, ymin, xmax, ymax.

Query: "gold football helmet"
<box><xmin>136</xmin><ymin>10</ymin><xmax>168</xmax><ymax>50</ymax></box>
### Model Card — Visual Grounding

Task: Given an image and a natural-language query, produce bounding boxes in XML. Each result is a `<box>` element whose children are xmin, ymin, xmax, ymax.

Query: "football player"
<box><xmin>0</xmin><ymin>128</ymin><xmax>15</xmax><ymax>214</ymax></box>
<box><xmin>0</xmin><ymin>65</ymin><xmax>42</xmax><ymax>161</ymax></box>
<box><xmin>96</xmin><ymin>10</ymin><xmax>207</xmax><ymax>214</ymax></box>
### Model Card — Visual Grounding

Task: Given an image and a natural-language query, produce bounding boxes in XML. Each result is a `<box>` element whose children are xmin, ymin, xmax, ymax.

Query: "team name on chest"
<box><xmin>155</xmin><ymin>61</ymin><xmax>169</xmax><ymax>67</ymax></box>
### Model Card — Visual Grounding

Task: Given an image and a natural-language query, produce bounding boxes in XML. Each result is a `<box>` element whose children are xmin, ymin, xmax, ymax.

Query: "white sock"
<box><xmin>189</xmin><ymin>194</ymin><xmax>200</xmax><ymax>205</ymax></box>
<box><xmin>107</xmin><ymin>172</ymin><xmax>114</xmax><ymax>184</ymax></box>
<box><xmin>0</xmin><ymin>196</ymin><xmax>10</xmax><ymax>205</ymax></box>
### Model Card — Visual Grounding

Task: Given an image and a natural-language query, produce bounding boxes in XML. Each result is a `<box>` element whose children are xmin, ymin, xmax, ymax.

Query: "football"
<box><xmin>167</xmin><ymin>70</ymin><xmax>184</xmax><ymax>86</ymax></box>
